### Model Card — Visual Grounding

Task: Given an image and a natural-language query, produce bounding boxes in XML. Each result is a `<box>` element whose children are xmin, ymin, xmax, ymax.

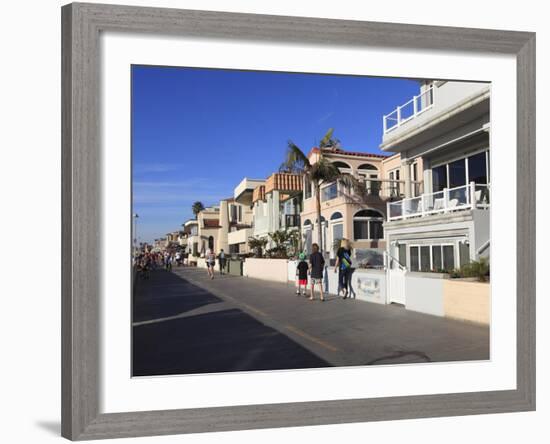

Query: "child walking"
<box><xmin>295</xmin><ymin>253</ymin><xmax>309</xmax><ymax>296</ymax></box>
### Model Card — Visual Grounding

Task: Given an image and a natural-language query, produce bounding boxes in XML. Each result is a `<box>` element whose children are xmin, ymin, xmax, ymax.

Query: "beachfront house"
<box><xmin>251</xmin><ymin>172</ymin><xmax>303</xmax><ymax>250</ymax></box>
<box><xmin>380</xmin><ymin>80</ymin><xmax>490</xmax><ymax>303</ymax></box>
<box><xmin>299</xmin><ymin>147</ymin><xmax>418</xmax><ymax>265</ymax></box>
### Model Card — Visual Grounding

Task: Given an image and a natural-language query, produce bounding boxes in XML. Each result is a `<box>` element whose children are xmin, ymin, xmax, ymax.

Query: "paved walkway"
<box><xmin>133</xmin><ymin>267</ymin><xmax>489</xmax><ymax>376</ymax></box>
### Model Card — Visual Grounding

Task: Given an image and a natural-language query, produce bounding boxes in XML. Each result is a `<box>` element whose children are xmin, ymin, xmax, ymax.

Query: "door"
<box><xmin>387</xmin><ymin>262</ymin><xmax>406</xmax><ymax>305</ymax></box>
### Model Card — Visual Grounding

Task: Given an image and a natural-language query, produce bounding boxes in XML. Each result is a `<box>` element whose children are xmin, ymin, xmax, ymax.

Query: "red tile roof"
<box><xmin>307</xmin><ymin>146</ymin><xmax>390</xmax><ymax>159</ymax></box>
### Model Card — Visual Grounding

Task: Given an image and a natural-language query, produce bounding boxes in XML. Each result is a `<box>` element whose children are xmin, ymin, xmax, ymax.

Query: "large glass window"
<box><xmin>369</xmin><ymin>220</ymin><xmax>384</xmax><ymax>240</ymax></box>
<box><xmin>448</xmin><ymin>158</ymin><xmax>467</xmax><ymax>188</ymax></box>
<box><xmin>432</xmin><ymin>246</ymin><xmax>442</xmax><ymax>271</ymax></box>
<box><xmin>353</xmin><ymin>220</ymin><xmax>369</xmax><ymax>240</ymax></box>
<box><xmin>321</xmin><ymin>182</ymin><xmax>338</xmax><ymax>201</ymax></box>
<box><xmin>410</xmin><ymin>244</ymin><xmax>455</xmax><ymax>272</ymax></box>
<box><xmin>468</xmin><ymin>151</ymin><xmax>488</xmax><ymax>185</ymax></box>
<box><xmin>304</xmin><ymin>179</ymin><xmax>312</xmax><ymax>199</ymax></box>
<box><xmin>353</xmin><ymin>209</ymin><xmax>384</xmax><ymax>240</ymax></box>
<box><xmin>443</xmin><ymin>245</ymin><xmax>454</xmax><ymax>270</ymax></box>
<box><xmin>410</xmin><ymin>246</ymin><xmax>419</xmax><ymax>271</ymax></box>
<box><xmin>432</xmin><ymin>165</ymin><xmax>447</xmax><ymax>192</ymax></box>
<box><xmin>420</xmin><ymin>246</ymin><xmax>431</xmax><ymax>271</ymax></box>
<box><xmin>398</xmin><ymin>244</ymin><xmax>407</xmax><ymax>266</ymax></box>
<box><xmin>332</xmin><ymin>223</ymin><xmax>343</xmax><ymax>243</ymax></box>
<box><xmin>459</xmin><ymin>242</ymin><xmax>470</xmax><ymax>268</ymax></box>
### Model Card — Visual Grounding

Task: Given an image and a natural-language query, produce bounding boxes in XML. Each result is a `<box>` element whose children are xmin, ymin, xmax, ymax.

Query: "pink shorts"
<box><xmin>298</xmin><ymin>279</ymin><xmax>307</xmax><ymax>285</ymax></box>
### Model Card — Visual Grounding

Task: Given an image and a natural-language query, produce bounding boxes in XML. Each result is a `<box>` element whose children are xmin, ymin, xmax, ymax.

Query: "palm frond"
<box><xmin>310</xmin><ymin>157</ymin><xmax>341</xmax><ymax>183</ymax></box>
<box><xmin>319</xmin><ymin>128</ymin><xmax>341</xmax><ymax>150</ymax></box>
<box><xmin>280</xmin><ymin>141</ymin><xmax>310</xmax><ymax>173</ymax></box>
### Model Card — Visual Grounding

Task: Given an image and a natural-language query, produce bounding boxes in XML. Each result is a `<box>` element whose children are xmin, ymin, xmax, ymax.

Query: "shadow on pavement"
<box><xmin>133</xmin><ymin>269</ymin><xmax>330</xmax><ymax>376</ymax></box>
<box><xmin>133</xmin><ymin>269</ymin><xmax>222</xmax><ymax>323</ymax></box>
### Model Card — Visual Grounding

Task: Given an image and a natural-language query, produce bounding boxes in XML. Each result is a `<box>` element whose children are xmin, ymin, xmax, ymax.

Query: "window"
<box><xmin>330</xmin><ymin>211</ymin><xmax>343</xmax><ymax>220</ymax></box>
<box><xmin>432</xmin><ymin>165</ymin><xmax>447</xmax><ymax>192</ymax></box>
<box><xmin>332</xmin><ymin>223</ymin><xmax>343</xmax><ymax>243</ymax></box>
<box><xmin>420</xmin><ymin>246</ymin><xmax>431</xmax><ymax>271</ymax></box>
<box><xmin>410</xmin><ymin>244</ymin><xmax>455</xmax><ymax>272</ymax></box>
<box><xmin>304</xmin><ymin>178</ymin><xmax>312</xmax><ymax>199</ymax></box>
<box><xmin>333</xmin><ymin>161</ymin><xmax>353</xmax><ymax>175</ymax></box>
<box><xmin>432</xmin><ymin>150</ymin><xmax>489</xmax><ymax>192</ymax></box>
<box><xmin>321</xmin><ymin>182</ymin><xmax>338</xmax><ymax>201</ymax></box>
<box><xmin>468</xmin><ymin>151</ymin><xmax>488</xmax><ymax>185</ymax></box>
<box><xmin>398</xmin><ymin>244</ymin><xmax>407</xmax><ymax>266</ymax></box>
<box><xmin>410</xmin><ymin>246</ymin><xmax>419</xmax><ymax>271</ymax></box>
<box><xmin>411</xmin><ymin>162</ymin><xmax>418</xmax><ymax>182</ymax></box>
<box><xmin>353</xmin><ymin>209</ymin><xmax>384</xmax><ymax>240</ymax></box>
<box><xmin>448</xmin><ymin>158</ymin><xmax>466</xmax><ymax>188</ymax></box>
<box><xmin>459</xmin><ymin>242</ymin><xmax>470</xmax><ymax>268</ymax></box>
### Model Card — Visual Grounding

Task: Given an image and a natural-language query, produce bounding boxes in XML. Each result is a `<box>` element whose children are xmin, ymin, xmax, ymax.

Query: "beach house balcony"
<box><xmin>380</xmin><ymin>81</ymin><xmax>490</xmax><ymax>155</ymax></box>
<box><xmin>387</xmin><ymin>182</ymin><xmax>490</xmax><ymax>221</ymax></box>
<box><xmin>383</xmin><ymin>84</ymin><xmax>434</xmax><ymax>135</ymax></box>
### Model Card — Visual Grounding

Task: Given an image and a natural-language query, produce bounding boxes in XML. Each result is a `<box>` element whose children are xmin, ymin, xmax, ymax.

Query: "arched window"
<box><xmin>330</xmin><ymin>211</ymin><xmax>343</xmax><ymax>220</ymax></box>
<box><xmin>303</xmin><ymin>219</ymin><xmax>312</xmax><ymax>227</ymax></box>
<box><xmin>357</xmin><ymin>163</ymin><xmax>377</xmax><ymax>171</ymax></box>
<box><xmin>357</xmin><ymin>164</ymin><xmax>380</xmax><ymax>196</ymax></box>
<box><xmin>208</xmin><ymin>236</ymin><xmax>214</xmax><ymax>250</ymax></box>
<box><xmin>353</xmin><ymin>209</ymin><xmax>384</xmax><ymax>240</ymax></box>
<box><xmin>332</xmin><ymin>161</ymin><xmax>352</xmax><ymax>173</ymax></box>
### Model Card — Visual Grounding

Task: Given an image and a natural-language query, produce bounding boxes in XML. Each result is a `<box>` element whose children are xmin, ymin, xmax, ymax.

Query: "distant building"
<box><xmin>251</xmin><ymin>172</ymin><xmax>303</xmax><ymax>250</ymax></box>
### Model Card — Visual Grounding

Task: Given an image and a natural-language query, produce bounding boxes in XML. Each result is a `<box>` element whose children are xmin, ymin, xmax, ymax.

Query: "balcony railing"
<box><xmin>387</xmin><ymin>182</ymin><xmax>490</xmax><ymax>221</ymax></box>
<box><xmin>383</xmin><ymin>85</ymin><xmax>434</xmax><ymax>134</ymax></box>
<box><xmin>283</xmin><ymin>214</ymin><xmax>300</xmax><ymax>228</ymax></box>
<box><xmin>320</xmin><ymin>178</ymin><xmax>423</xmax><ymax>203</ymax></box>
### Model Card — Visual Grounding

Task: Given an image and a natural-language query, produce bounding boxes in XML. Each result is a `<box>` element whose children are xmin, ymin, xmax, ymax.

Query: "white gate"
<box><xmin>387</xmin><ymin>265</ymin><xmax>406</xmax><ymax>305</ymax></box>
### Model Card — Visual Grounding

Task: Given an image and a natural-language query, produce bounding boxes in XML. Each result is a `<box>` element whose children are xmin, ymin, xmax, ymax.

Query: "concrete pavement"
<box><xmin>132</xmin><ymin>266</ymin><xmax>489</xmax><ymax>376</ymax></box>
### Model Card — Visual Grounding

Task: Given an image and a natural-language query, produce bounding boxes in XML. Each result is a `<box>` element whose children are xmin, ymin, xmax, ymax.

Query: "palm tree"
<box><xmin>281</xmin><ymin>128</ymin><xmax>361</xmax><ymax>253</ymax></box>
<box><xmin>191</xmin><ymin>201</ymin><xmax>205</xmax><ymax>219</ymax></box>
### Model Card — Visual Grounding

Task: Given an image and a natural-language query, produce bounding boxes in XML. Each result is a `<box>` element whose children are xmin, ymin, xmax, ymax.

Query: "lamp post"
<box><xmin>133</xmin><ymin>213</ymin><xmax>139</xmax><ymax>257</ymax></box>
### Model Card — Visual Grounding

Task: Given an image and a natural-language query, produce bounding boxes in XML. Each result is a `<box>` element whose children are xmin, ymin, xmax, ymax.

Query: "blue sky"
<box><xmin>132</xmin><ymin>65</ymin><xmax>419</xmax><ymax>243</ymax></box>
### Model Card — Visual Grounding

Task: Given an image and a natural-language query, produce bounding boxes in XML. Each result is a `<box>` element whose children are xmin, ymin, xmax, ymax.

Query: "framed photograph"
<box><xmin>61</xmin><ymin>2</ymin><xmax>535</xmax><ymax>440</ymax></box>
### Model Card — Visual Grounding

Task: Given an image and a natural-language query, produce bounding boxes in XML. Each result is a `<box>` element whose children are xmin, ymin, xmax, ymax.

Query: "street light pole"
<box><xmin>133</xmin><ymin>213</ymin><xmax>139</xmax><ymax>257</ymax></box>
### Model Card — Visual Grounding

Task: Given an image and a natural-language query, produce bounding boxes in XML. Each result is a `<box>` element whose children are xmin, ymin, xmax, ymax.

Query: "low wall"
<box><xmin>443</xmin><ymin>280</ymin><xmax>490</xmax><ymax>325</ymax></box>
<box><xmin>351</xmin><ymin>269</ymin><xmax>386</xmax><ymax>304</ymax></box>
<box><xmin>287</xmin><ymin>260</ymin><xmax>298</xmax><ymax>282</ymax></box>
<box><xmin>196</xmin><ymin>257</ymin><xmax>207</xmax><ymax>269</ymax></box>
<box><xmin>243</xmin><ymin>258</ymin><xmax>289</xmax><ymax>283</ymax></box>
<box><xmin>404</xmin><ymin>272</ymin><xmax>446</xmax><ymax>317</ymax></box>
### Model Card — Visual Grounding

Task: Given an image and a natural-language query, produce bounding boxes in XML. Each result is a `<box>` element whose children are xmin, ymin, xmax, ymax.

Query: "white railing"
<box><xmin>383</xmin><ymin>85</ymin><xmax>434</xmax><ymax>134</ymax></box>
<box><xmin>387</xmin><ymin>182</ymin><xmax>490</xmax><ymax>221</ymax></box>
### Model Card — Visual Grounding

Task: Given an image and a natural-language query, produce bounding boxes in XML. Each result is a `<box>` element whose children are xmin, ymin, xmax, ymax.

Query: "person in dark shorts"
<box><xmin>334</xmin><ymin>239</ymin><xmax>353</xmax><ymax>299</ymax></box>
<box><xmin>295</xmin><ymin>252</ymin><xmax>309</xmax><ymax>296</ymax></box>
<box><xmin>309</xmin><ymin>243</ymin><xmax>325</xmax><ymax>302</ymax></box>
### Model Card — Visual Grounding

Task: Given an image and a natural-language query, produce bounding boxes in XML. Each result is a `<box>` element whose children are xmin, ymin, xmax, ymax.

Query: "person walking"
<box><xmin>206</xmin><ymin>247</ymin><xmax>216</xmax><ymax>279</ymax></box>
<box><xmin>295</xmin><ymin>252</ymin><xmax>309</xmax><ymax>296</ymax></box>
<box><xmin>218</xmin><ymin>249</ymin><xmax>227</xmax><ymax>275</ymax></box>
<box><xmin>309</xmin><ymin>243</ymin><xmax>325</xmax><ymax>302</ymax></box>
<box><xmin>334</xmin><ymin>239</ymin><xmax>353</xmax><ymax>299</ymax></box>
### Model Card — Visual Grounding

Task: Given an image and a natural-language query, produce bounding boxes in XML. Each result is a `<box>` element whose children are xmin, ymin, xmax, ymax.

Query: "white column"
<box><xmin>402</xmin><ymin>161</ymin><xmax>412</xmax><ymax>198</ymax></box>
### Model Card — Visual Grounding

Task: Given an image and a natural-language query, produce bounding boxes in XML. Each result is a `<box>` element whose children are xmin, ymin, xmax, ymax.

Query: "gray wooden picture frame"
<box><xmin>61</xmin><ymin>2</ymin><xmax>536</xmax><ymax>440</ymax></box>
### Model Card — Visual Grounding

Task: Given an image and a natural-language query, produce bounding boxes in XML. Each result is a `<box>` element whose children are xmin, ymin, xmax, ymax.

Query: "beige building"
<box><xmin>217</xmin><ymin>194</ymin><xmax>255</xmax><ymax>255</ymax></box>
<box><xmin>189</xmin><ymin>205</ymin><xmax>220</xmax><ymax>257</ymax></box>
<box><xmin>251</xmin><ymin>172</ymin><xmax>303</xmax><ymax>249</ymax></box>
<box><xmin>299</xmin><ymin>147</ymin><xmax>420</xmax><ymax>264</ymax></box>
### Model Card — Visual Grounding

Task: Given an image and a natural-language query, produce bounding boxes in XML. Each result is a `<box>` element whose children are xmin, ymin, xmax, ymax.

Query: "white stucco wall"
<box><xmin>243</xmin><ymin>258</ymin><xmax>289</xmax><ymax>283</ymax></box>
<box><xmin>404</xmin><ymin>273</ymin><xmax>445</xmax><ymax>316</ymax></box>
